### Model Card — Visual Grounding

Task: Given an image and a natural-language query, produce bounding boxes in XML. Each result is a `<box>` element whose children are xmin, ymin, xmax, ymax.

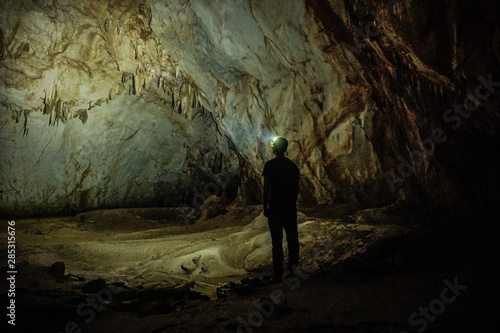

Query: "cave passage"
<box><xmin>1</xmin><ymin>0</ymin><xmax>499</xmax><ymax>332</ymax></box>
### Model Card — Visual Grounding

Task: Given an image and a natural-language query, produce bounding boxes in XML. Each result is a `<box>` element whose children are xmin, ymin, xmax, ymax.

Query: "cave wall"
<box><xmin>1</xmin><ymin>0</ymin><xmax>499</xmax><ymax>216</ymax></box>
<box><xmin>0</xmin><ymin>0</ymin><xmax>239</xmax><ymax>216</ymax></box>
<box><xmin>0</xmin><ymin>93</ymin><xmax>238</xmax><ymax>216</ymax></box>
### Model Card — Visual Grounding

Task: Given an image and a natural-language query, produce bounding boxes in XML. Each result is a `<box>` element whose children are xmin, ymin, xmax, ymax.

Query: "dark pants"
<box><xmin>268</xmin><ymin>211</ymin><xmax>299</xmax><ymax>278</ymax></box>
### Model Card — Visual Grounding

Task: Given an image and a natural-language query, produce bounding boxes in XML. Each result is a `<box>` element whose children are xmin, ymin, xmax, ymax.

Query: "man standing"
<box><xmin>262</xmin><ymin>136</ymin><xmax>300</xmax><ymax>282</ymax></box>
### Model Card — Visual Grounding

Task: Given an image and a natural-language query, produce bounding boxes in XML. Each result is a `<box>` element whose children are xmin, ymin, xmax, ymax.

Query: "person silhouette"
<box><xmin>262</xmin><ymin>136</ymin><xmax>300</xmax><ymax>282</ymax></box>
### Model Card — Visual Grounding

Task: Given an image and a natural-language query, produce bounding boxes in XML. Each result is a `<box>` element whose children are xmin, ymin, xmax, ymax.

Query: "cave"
<box><xmin>1</xmin><ymin>0</ymin><xmax>499</xmax><ymax>332</ymax></box>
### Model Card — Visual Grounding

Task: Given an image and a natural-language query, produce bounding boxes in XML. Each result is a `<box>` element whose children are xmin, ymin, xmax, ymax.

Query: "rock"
<box><xmin>82</xmin><ymin>278</ymin><xmax>107</xmax><ymax>294</ymax></box>
<box><xmin>181</xmin><ymin>261</ymin><xmax>195</xmax><ymax>274</ymax></box>
<box><xmin>1</xmin><ymin>0</ymin><xmax>498</xmax><ymax>215</ymax></box>
<box><xmin>192</xmin><ymin>254</ymin><xmax>201</xmax><ymax>265</ymax></box>
<box><xmin>197</xmin><ymin>195</ymin><xmax>229</xmax><ymax>221</ymax></box>
<box><xmin>49</xmin><ymin>262</ymin><xmax>65</xmax><ymax>278</ymax></box>
<box><xmin>181</xmin><ymin>255</ymin><xmax>201</xmax><ymax>274</ymax></box>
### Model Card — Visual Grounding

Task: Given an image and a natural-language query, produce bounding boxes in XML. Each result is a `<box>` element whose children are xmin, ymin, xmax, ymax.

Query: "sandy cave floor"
<box><xmin>1</xmin><ymin>204</ymin><xmax>499</xmax><ymax>332</ymax></box>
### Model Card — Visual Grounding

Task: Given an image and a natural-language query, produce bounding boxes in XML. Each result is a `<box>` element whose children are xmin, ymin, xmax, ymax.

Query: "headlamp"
<box><xmin>270</xmin><ymin>136</ymin><xmax>278</xmax><ymax>148</ymax></box>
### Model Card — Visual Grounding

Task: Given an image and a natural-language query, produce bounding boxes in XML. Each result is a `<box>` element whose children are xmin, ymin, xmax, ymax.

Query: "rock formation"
<box><xmin>1</xmin><ymin>0</ymin><xmax>499</xmax><ymax>216</ymax></box>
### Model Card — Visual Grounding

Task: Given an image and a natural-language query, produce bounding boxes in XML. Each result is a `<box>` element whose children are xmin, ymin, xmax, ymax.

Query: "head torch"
<box><xmin>270</xmin><ymin>136</ymin><xmax>278</xmax><ymax>148</ymax></box>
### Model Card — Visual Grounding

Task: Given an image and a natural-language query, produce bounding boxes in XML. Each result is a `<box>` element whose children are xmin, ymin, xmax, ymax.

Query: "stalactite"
<box><xmin>49</xmin><ymin>107</ymin><xmax>54</xmax><ymax>126</ymax></box>
<box><xmin>108</xmin><ymin>83</ymin><xmax>123</xmax><ymax>101</ymax></box>
<box><xmin>11</xmin><ymin>109</ymin><xmax>21</xmax><ymax>123</ymax></box>
<box><xmin>122</xmin><ymin>72</ymin><xmax>136</xmax><ymax>95</ymax></box>
<box><xmin>62</xmin><ymin>102</ymin><xmax>68</xmax><ymax>122</ymax></box>
<box><xmin>54</xmin><ymin>98</ymin><xmax>62</xmax><ymax>126</ymax></box>
<box><xmin>192</xmin><ymin>92</ymin><xmax>197</xmax><ymax>108</ymax></box>
<box><xmin>43</xmin><ymin>86</ymin><xmax>57</xmax><ymax>124</ymax></box>
<box><xmin>79</xmin><ymin>109</ymin><xmax>88</xmax><ymax>124</ymax></box>
<box><xmin>104</xmin><ymin>16</ymin><xmax>110</xmax><ymax>32</ymax></box>
<box><xmin>23</xmin><ymin>110</ymin><xmax>30</xmax><ymax>136</ymax></box>
<box><xmin>134</xmin><ymin>71</ymin><xmax>142</xmax><ymax>96</ymax></box>
<box><xmin>51</xmin><ymin>97</ymin><xmax>64</xmax><ymax>126</ymax></box>
<box><xmin>150</xmin><ymin>73</ymin><xmax>205</xmax><ymax>120</ymax></box>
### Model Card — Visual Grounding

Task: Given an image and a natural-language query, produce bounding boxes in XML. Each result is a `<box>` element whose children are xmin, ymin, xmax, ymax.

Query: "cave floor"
<box><xmin>2</xmin><ymin>205</ymin><xmax>498</xmax><ymax>332</ymax></box>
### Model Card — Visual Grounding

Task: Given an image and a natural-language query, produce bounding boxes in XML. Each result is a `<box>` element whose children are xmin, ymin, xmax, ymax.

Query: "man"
<box><xmin>262</xmin><ymin>136</ymin><xmax>300</xmax><ymax>282</ymax></box>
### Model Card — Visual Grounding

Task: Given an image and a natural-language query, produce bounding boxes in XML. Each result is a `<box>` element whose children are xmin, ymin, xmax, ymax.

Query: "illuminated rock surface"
<box><xmin>1</xmin><ymin>1</ymin><xmax>499</xmax><ymax>331</ymax></box>
<box><xmin>15</xmin><ymin>208</ymin><xmax>408</xmax><ymax>289</ymax></box>
<box><xmin>10</xmin><ymin>206</ymin><xmax>497</xmax><ymax>332</ymax></box>
<box><xmin>2</xmin><ymin>0</ymin><xmax>498</xmax><ymax>215</ymax></box>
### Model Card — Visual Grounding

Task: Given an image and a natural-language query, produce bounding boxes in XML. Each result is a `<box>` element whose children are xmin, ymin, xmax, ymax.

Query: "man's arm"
<box><xmin>263</xmin><ymin>174</ymin><xmax>270</xmax><ymax>217</ymax></box>
<box><xmin>292</xmin><ymin>168</ymin><xmax>299</xmax><ymax>205</ymax></box>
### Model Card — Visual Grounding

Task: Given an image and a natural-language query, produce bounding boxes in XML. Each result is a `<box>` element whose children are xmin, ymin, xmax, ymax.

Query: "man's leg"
<box><xmin>284</xmin><ymin>212</ymin><xmax>299</xmax><ymax>272</ymax></box>
<box><xmin>268</xmin><ymin>217</ymin><xmax>284</xmax><ymax>279</ymax></box>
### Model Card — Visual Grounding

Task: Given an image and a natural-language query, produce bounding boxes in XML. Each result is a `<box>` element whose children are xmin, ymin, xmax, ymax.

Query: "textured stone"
<box><xmin>1</xmin><ymin>0</ymin><xmax>499</xmax><ymax>215</ymax></box>
<box><xmin>49</xmin><ymin>261</ymin><xmax>65</xmax><ymax>278</ymax></box>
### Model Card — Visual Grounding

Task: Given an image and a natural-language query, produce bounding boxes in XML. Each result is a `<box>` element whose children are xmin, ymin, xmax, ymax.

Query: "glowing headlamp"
<box><xmin>270</xmin><ymin>136</ymin><xmax>278</xmax><ymax>148</ymax></box>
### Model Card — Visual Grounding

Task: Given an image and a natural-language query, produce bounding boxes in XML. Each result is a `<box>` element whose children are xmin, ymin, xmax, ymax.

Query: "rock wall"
<box><xmin>0</xmin><ymin>93</ymin><xmax>238</xmax><ymax>216</ymax></box>
<box><xmin>1</xmin><ymin>0</ymin><xmax>499</xmax><ymax>216</ymax></box>
<box><xmin>0</xmin><ymin>0</ymin><xmax>240</xmax><ymax>216</ymax></box>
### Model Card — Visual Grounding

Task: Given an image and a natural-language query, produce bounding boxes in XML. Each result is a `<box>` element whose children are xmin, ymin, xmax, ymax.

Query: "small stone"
<box><xmin>49</xmin><ymin>261</ymin><xmax>65</xmax><ymax>278</ymax></box>
<box><xmin>192</xmin><ymin>254</ymin><xmax>201</xmax><ymax>265</ymax></box>
<box><xmin>181</xmin><ymin>259</ymin><xmax>197</xmax><ymax>274</ymax></box>
<box><xmin>82</xmin><ymin>278</ymin><xmax>107</xmax><ymax>293</ymax></box>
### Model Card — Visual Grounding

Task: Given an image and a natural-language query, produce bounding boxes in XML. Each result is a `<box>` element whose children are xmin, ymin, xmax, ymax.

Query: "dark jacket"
<box><xmin>262</xmin><ymin>156</ymin><xmax>299</xmax><ymax>214</ymax></box>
